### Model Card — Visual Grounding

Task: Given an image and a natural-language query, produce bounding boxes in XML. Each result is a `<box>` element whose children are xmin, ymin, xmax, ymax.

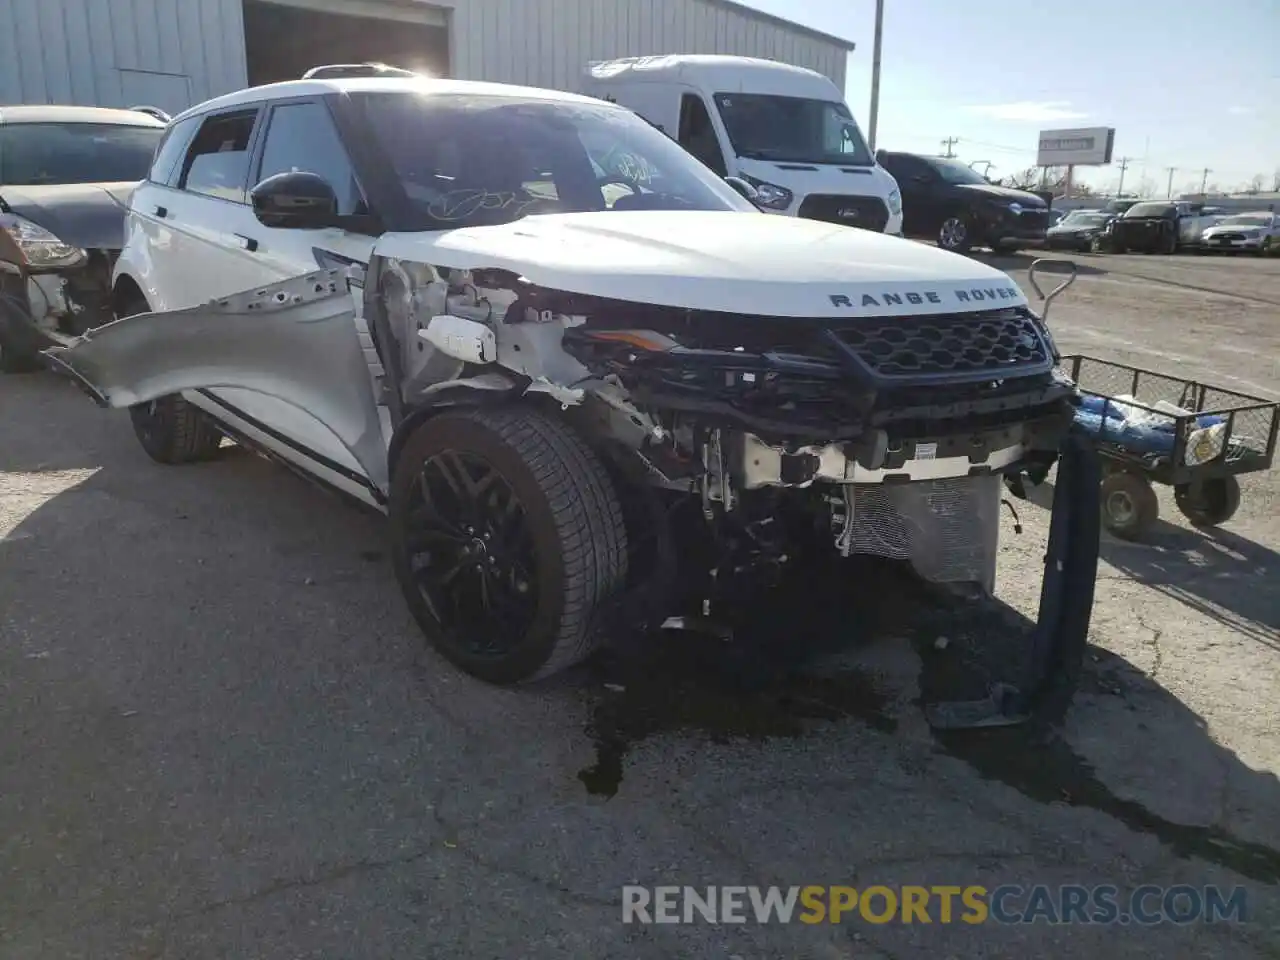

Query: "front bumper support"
<box><xmin>923</xmin><ymin>429</ymin><xmax>1102</xmax><ymax>729</ymax></box>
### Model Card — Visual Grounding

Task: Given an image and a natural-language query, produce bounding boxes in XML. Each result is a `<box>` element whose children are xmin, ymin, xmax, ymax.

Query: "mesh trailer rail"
<box><xmin>1060</xmin><ymin>354</ymin><xmax>1279</xmax><ymax>540</ymax></box>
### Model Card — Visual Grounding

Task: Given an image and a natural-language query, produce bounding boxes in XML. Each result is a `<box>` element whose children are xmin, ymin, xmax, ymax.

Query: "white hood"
<box><xmin>374</xmin><ymin>211</ymin><xmax>1027</xmax><ymax>318</ymax></box>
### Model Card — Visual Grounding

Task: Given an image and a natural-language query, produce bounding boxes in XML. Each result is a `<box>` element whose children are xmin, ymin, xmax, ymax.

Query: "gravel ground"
<box><xmin>1</xmin><ymin>251</ymin><xmax>1277</xmax><ymax>959</ymax></box>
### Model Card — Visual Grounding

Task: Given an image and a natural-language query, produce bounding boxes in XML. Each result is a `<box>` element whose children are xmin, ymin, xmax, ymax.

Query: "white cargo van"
<box><xmin>582</xmin><ymin>54</ymin><xmax>903</xmax><ymax>236</ymax></box>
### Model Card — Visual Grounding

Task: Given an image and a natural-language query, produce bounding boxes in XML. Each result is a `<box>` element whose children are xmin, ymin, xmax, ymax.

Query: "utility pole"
<box><xmin>940</xmin><ymin>136</ymin><xmax>958</xmax><ymax>158</ymax></box>
<box><xmin>1165</xmin><ymin>167</ymin><xmax>1177</xmax><ymax>198</ymax></box>
<box><xmin>866</xmin><ymin>0</ymin><xmax>885</xmax><ymax>152</ymax></box>
<box><xmin>1199</xmin><ymin>168</ymin><xmax>1212</xmax><ymax>195</ymax></box>
<box><xmin>1114</xmin><ymin>157</ymin><xmax>1131</xmax><ymax>197</ymax></box>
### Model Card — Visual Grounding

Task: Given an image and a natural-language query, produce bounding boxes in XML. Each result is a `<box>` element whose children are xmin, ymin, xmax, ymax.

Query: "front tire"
<box><xmin>389</xmin><ymin>405</ymin><xmax>627</xmax><ymax>685</ymax></box>
<box><xmin>0</xmin><ymin>334</ymin><xmax>42</xmax><ymax>374</ymax></box>
<box><xmin>938</xmin><ymin>215</ymin><xmax>974</xmax><ymax>253</ymax></box>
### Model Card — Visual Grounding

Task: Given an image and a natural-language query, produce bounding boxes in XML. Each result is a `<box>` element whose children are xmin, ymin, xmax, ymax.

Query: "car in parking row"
<box><xmin>1198</xmin><ymin>211</ymin><xmax>1278</xmax><ymax>254</ymax></box>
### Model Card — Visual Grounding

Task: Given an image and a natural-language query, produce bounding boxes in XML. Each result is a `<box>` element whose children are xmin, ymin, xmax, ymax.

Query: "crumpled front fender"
<box><xmin>43</xmin><ymin>269</ymin><xmax>390</xmax><ymax>493</ymax></box>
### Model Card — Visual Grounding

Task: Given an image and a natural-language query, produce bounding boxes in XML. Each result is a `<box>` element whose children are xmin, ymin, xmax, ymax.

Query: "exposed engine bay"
<box><xmin>366</xmin><ymin>254</ymin><xmax>1077</xmax><ymax>621</ymax></box>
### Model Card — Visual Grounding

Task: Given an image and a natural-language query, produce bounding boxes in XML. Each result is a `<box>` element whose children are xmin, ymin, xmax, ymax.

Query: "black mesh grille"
<box><xmin>834</xmin><ymin>309</ymin><xmax>1049</xmax><ymax>377</ymax></box>
<box><xmin>797</xmin><ymin>194</ymin><xmax>890</xmax><ymax>231</ymax></box>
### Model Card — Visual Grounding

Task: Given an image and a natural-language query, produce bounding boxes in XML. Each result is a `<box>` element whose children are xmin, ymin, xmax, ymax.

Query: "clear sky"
<box><xmin>740</xmin><ymin>0</ymin><xmax>1279</xmax><ymax>194</ymax></box>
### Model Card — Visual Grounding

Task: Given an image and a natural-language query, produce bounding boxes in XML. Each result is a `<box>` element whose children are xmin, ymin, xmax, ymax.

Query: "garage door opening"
<box><xmin>242</xmin><ymin>0</ymin><xmax>449</xmax><ymax>87</ymax></box>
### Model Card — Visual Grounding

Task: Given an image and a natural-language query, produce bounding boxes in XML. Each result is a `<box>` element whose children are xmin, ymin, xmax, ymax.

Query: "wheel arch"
<box><xmin>111</xmin><ymin>274</ymin><xmax>149</xmax><ymax>317</ymax></box>
<box><xmin>388</xmin><ymin>377</ymin><xmax>528</xmax><ymax>476</ymax></box>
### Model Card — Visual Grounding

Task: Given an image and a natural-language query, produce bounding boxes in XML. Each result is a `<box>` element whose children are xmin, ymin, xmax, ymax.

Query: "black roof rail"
<box><xmin>302</xmin><ymin>63</ymin><xmax>420</xmax><ymax>80</ymax></box>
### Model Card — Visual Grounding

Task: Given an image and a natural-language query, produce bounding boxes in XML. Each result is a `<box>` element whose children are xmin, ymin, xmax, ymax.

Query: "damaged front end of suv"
<box><xmin>357</xmin><ymin>232</ymin><xmax>1100</xmax><ymax>729</ymax></box>
<box><xmin>49</xmin><ymin>218</ymin><xmax>1098</xmax><ymax>731</ymax></box>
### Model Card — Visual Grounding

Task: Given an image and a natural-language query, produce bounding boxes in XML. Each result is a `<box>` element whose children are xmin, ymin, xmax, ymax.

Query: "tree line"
<box><xmin>992</xmin><ymin>165</ymin><xmax>1280</xmax><ymax>198</ymax></box>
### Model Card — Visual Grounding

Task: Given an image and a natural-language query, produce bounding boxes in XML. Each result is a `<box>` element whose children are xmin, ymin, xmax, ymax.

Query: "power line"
<box><xmin>1165</xmin><ymin>166</ymin><xmax>1177</xmax><ymax>197</ymax></box>
<box><xmin>940</xmin><ymin>136</ymin><xmax>959</xmax><ymax>158</ymax></box>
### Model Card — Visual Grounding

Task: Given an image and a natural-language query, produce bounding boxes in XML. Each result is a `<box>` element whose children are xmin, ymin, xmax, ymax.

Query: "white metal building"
<box><xmin>0</xmin><ymin>0</ymin><xmax>852</xmax><ymax>116</ymax></box>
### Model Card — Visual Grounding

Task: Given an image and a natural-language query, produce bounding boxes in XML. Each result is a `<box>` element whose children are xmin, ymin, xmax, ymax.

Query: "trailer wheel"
<box><xmin>1174</xmin><ymin>476</ymin><xmax>1241</xmax><ymax>528</ymax></box>
<box><xmin>1101</xmin><ymin>471</ymin><xmax>1158</xmax><ymax>540</ymax></box>
<box><xmin>389</xmin><ymin>405</ymin><xmax>627</xmax><ymax>685</ymax></box>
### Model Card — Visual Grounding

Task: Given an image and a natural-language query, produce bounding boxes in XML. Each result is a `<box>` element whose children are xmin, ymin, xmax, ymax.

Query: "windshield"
<box><xmin>1216</xmin><ymin>214</ymin><xmax>1270</xmax><ymax>227</ymax></box>
<box><xmin>0</xmin><ymin>122</ymin><xmax>163</xmax><ymax>185</ymax></box>
<box><xmin>711</xmin><ymin>93</ymin><xmax>874</xmax><ymax>166</ymax></box>
<box><xmin>925</xmin><ymin>157</ymin><xmax>993</xmax><ymax>185</ymax></box>
<box><xmin>1124</xmin><ymin>202</ymin><xmax>1175</xmax><ymax>218</ymax></box>
<box><xmin>354</xmin><ymin>93</ymin><xmax>755</xmax><ymax>230</ymax></box>
<box><xmin>1061</xmin><ymin>212</ymin><xmax>1111</xmax><ymax>227</ymax></box>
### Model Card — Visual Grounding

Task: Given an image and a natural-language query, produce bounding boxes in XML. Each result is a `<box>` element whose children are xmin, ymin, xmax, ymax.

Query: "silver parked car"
<box><xmin>1198</xmin><ymin>211</ymin><xmax>1279</xmax><ymax>254</ymax></box>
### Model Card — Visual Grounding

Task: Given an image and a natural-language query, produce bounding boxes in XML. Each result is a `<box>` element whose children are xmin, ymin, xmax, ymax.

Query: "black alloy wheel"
<box><xmin>405</xmin><ymin>449</ymin><xmax>540</xmax><ymax>659</ymax></box>
<box><xmin>390</xmin><ymin>406</ymin><xmax>627</xmax><ymax>684</ymax></box>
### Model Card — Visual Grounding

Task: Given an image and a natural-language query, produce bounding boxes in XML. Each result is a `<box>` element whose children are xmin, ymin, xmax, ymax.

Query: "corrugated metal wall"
<box><xmin>447</xmin><ymin>0</ymin><xmax>850</xmax><ymax>92</ymax></box>
<box><xmin>0</xmin><ymin>0</ymin><xmax>247</xmax><ymax>111</ymax></box>
<box><xmin>0</xmin><ymin>0</ymin><xmax>848</xmax><ymax>111</ymax></box>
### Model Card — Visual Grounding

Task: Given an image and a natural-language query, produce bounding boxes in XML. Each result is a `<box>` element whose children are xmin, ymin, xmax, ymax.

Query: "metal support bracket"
<box><xmin>1027</xmin><ymin>257</ymin><xmax>1079</xmax><ymax>326</ymax></box>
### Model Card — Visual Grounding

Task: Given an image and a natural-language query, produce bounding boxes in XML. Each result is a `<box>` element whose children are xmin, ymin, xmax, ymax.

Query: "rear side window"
<box><xmin>254</xmin><ymin>100</ymin><xmax>366</xmax><ymax>215</ymax></box>
<box><xmin>148</xmin><ymin>115</ymin><xmax>199</xmax><ymax>186</ymax></box>
<box><xmin>881</xmin><ymin>153</ymin><xmax>928</xmax><ymax>180</ymax></box>
<box><xmin>178</xmin><ymin>109</ymin><xmax>259</xmax><ymax>202</ymax></box>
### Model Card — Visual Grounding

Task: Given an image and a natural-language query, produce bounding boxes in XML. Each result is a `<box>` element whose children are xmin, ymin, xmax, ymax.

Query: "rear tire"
<box><xmin>1101</xmin><ymin>471</ymin><xmax>1158</xmax><ymax>541</ymax></box>
<box><xmin>129</xmin><ymin>396</ymin><xmax>225</xmax><ymax>464</ymax></box>
<box><xmin>117</xmin><ymin>294</ymin><xmax>223</xmax><ymax>465</ymax></box>
<box><xmin>1174</xmin><ymin>476</ymin><xmax>1241</xmax><ymax>528</ymax></box>
<box><xmin>389</xmin><ymin>405</ymin><xmax>627</xmax><ymax>685</ymax></box>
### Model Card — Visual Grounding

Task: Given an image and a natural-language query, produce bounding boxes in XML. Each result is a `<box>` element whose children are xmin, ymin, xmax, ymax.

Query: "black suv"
<box><xmin>877</xmin><ymin>150</ymin><xmax>1050</xmax><ymax>254</ymax></box>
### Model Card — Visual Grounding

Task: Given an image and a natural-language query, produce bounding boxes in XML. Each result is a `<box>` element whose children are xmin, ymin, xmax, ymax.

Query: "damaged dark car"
<box><xmin>0</xmin><ymin>105</ymin><xmax>166</xmax><ymax>372</ymax></box>
<box><xmin>45</xmin><ymin>72</ymin><xmax>1101</xmax><ymax>731</ymax></box>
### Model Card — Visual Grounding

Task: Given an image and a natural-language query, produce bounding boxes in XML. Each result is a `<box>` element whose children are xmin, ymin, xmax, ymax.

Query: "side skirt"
<box><xmin>188</xmin><ymin>389</ymin><xmax>388</xmax><ymax>514</ymax></box>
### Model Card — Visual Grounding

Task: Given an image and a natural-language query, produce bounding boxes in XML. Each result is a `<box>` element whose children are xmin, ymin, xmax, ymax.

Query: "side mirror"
<box><xmin>724</xmin><ymin>176</ymin><xmax>759</xmax><ymax>202</ymax></box>
<box><xmin>250</xmin><ymin>171</ymin><xmax>339</xmax><ymax>229</ymax></box>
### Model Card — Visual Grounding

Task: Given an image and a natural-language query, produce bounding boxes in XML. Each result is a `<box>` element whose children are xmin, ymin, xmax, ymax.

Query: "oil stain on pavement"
<box><xmin>576</xmin><ymin>556</ymin><xmax>914</xmax><ymax>797</ymax></box>
<box><xmin>576</xmin><ymin>555</ymin><xmax>1280</xmax><ymax>887</ymax></box>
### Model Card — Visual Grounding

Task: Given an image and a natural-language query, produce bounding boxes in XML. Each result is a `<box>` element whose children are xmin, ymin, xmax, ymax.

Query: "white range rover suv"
<box><xmin>48</xmin><ymin>66</ymin><xmax>1100</xmax><ymax>729</ymax></box>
